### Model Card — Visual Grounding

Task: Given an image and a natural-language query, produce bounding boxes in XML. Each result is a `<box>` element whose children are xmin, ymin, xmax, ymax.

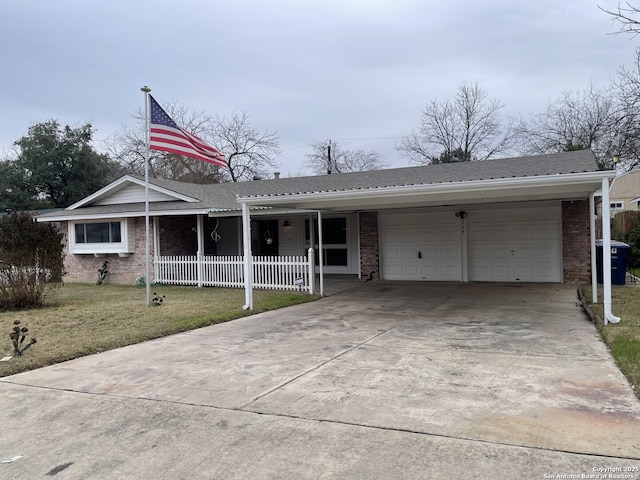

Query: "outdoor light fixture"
<box><xmin>283</xmin><ymin>220</ymin><xmax>291</xmax><ymax>228</ymax></box>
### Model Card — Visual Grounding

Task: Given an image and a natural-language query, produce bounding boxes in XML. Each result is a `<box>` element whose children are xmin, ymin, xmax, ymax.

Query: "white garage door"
<box><xmin>468</xmin><ymin>205</ymin><xmax>562</xmax><ymax>283</ymax></box>
<box><xmin>380</xmin><ymin>212</ymin><xmax>461</xmax><ymax>281</ymax></box>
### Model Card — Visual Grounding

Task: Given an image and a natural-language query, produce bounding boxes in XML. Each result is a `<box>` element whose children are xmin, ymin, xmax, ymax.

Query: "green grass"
<box><xmin>582</xmin><ymin>284</ymin><xmax>640</xmax><ymax>398</ymax></box>
<box><xmin>0</xmin><ymin>283</ymin><xmax>315</xmax><ymax>377</ymax></box>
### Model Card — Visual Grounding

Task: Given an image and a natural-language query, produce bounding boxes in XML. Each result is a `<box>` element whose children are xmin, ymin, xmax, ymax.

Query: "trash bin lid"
<box><xmin>596</xmin><ymin>239</ymin><xmax>630</xmax><ymax>248</ymax></box>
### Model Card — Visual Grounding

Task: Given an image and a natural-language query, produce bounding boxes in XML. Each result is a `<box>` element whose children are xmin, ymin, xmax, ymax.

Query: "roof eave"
<box><xmin>236</xmin><ymin>171</ymin><xmax>615</xmax><ymax>206</ymax></box>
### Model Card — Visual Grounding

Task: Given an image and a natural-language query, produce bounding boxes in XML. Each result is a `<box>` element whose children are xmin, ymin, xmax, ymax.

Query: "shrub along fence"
<box><xmin>612</xmin><ymin>211</ymin><xmax>640</xmax><ymax>269</ymax></box>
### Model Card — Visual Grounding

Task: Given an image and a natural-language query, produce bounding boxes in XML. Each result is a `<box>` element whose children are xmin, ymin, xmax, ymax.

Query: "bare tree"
<box><xmin>516</xmin><ymin>83</ymin><xmax>630</xmax><ymax>170</ymax></box>
<box><xmin>397</xmin><ymin>82</ymin><xmax>515</xmax><ymax>165</ymax></box>
<box><xmin>305</xmin><ymin>141</ymin><xmax>387</xmax><ymax>175</ymax></box>
<box><xmin>600</xmin><ymin>2</ymin><xmax>640</xmax><ymax>35</ymax></box>
<box><xmin>105</xmin><ymin>104</ymin><xmax>280</xmax><ymax>183</ymax></box>
<box><xmin>614</xmin><ymin>47</ymin><xmax>640</xmax><ymax>170</ymax></box>
<box><xmin>211</xmin><ymin>112</ymin><xmax>280</xmax><ymax>182</ymax></box>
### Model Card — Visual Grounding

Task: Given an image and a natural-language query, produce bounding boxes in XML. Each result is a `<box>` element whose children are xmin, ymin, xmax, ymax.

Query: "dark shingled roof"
<box><xmin>39</xmin><ymin>150</ymin><xmax>600</xmax><ymax>218</ymax></box>
<box><xmin>153</xmin><ymin>150</ymin><xmax>599</xmax><ymax>201</ymax></box>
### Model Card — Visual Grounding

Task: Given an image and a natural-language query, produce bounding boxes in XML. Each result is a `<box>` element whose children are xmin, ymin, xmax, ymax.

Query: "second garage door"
<box><xmin>468</xmin><ymin>205</ymin><xmax>562</xmax><ymax>283</ymax></box>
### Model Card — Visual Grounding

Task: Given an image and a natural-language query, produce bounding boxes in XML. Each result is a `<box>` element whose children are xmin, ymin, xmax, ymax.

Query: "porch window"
<box><xmin>305</xmin><ymin>217</ymin><xmax>349</xmax><ymax>267</ymax></box>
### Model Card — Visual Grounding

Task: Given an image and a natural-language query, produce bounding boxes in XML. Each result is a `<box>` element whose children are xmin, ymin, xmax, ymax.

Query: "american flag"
<box><xmin>149</xmin><ymin>95</ymin><xmax>227</xmax><ymax>168</ymax></box>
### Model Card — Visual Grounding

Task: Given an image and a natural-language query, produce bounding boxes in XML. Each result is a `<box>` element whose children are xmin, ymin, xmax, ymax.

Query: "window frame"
<box><xmin>305</xmin><ymin>216</ymin><xmax>350</xmax><ymax>268</ymax></box>
<box><xmin>69</xmin><ymin>219</ymin><xmax>133</xmax><ymax>255</ymax></box>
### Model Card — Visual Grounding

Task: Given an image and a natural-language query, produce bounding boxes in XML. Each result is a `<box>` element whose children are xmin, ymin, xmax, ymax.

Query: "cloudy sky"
<box><xmin>0</xmin><ymin>0</ymin><xmax>637</xmax><ymax>176</ymax></box>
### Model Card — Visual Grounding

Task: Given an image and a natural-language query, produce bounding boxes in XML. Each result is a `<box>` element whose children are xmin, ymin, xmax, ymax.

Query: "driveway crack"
<box><xmin>237</xmin><ymin>327</ymin><xmax>394</xmax><ymax>409</ymax></box>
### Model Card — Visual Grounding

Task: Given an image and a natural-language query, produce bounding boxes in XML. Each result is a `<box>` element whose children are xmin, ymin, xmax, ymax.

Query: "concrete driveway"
<box><xmin>1</xmin><ymin>282</ymin><xmax>640</xmax><ymax>479</ymax></box>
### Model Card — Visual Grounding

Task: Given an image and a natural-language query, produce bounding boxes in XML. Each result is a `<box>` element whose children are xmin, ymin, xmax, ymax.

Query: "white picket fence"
<box><xmin>154</xmin><ymin>251</ymin><xmax>314</xmax><ymax>293</ymax></box>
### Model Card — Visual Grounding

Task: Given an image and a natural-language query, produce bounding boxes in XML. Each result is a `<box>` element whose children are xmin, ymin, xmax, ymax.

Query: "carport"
<box><xmin>236</xmin><ymin>151</ymin><xmax>620</xmax><ymax>323</ymax></box>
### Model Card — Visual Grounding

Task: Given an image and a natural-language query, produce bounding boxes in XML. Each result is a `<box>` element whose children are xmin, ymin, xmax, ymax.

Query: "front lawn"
<box><xmin>0</xmin><ymin>284</ymin><xmax>314</xmax><ymax>377</ymax></box>
<box><xmin>582</xmin><ymin>283</ymin><xmax>640</xmax><ymax>399</ymax></box>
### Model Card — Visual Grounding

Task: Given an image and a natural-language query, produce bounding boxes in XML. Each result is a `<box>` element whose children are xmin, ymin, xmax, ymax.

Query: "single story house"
<box><xmin>38</xmin><ymin>150</ymin><xmax>614</xmax><ymax>293</ymax></box>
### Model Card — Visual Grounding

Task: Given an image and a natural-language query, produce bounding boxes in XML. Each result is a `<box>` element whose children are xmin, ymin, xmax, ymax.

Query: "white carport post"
<box><xmin>196</xmin><ymin>214</ymin><xmax>204</xmax><ymax>288</ymax></box>
<box><xmin>241</xmin><ymin>202</ymin><xmax>253</xmax><ymax>310</ymax></box>
<box><xmin>601</xmin><ymin>178</ymin><xmax>620</xmax><ymax>324</ymax></box>
<box><xmin>589</xmin><ymin>192</ymin><xmax>598</xmax><ymax>304</ymax></box>
<box><xmin>317</xmin><ymin>210</ymin><xmax>324</xmax><ymax>297</ymax></box>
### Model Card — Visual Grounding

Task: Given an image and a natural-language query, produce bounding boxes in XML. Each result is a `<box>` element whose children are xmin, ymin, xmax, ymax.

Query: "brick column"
<box><xmin>562</xmin><ymin>200</ymin><xmax>591</xmax><ymax>283</ymax></box>
<box><xmin>359</xmin><ymin>211</ymin><xmax>379</xmax><ymax>280</ymax></box>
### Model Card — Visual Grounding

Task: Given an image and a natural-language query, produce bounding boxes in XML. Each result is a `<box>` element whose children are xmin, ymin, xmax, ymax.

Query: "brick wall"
<box><xmin>158</xmin><ymin>216</ymin><xmax>198</xmax><ymax>256</ymax></box>
<box><xmin>359</xmin><ymin>211</ymin><xmax>379</xmax><ymax>280</ymax></box>
<box><xmin>562</xmin><ymin>200</ymin><xmax>591</xmax><ymax>284</ymax></box>
<box><xmin>63</xmin><ymin>218</ymin><xmax>156</xmax><ymax>285</ymax></box>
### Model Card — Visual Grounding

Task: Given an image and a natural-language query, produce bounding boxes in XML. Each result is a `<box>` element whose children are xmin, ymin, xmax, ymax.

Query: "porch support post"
<box><xmin>241</xmin><ymin>202</ymin><xmax>253</xmax><ymax>310</ymax></box>
<box><xmin>196</xmin><ymin>214</ymin><xmax>204</xmax><ymax>288</ymax></box>
<box><xmin>317</xmin><ymin>210</ymin><xmax>324</xmax><ymax>297</ymax></box>
<box><xmin>590</xmin><ymin>192</ymin><xmax>598</xmax><ymax>304</ymax></box>
<box><xmin>601</xmin><ymin>178</ymin><xmax>620</xmax><ymax>324</ymax></box>
<box><xmin>307</xmin><ymin>248</ymin><xmax>315</xmax><ymax>295</ymax></box>
<box><xmin>153</xmin><ymin>217</ymin><xmax>160</xmax><ymax>257</ymax></box>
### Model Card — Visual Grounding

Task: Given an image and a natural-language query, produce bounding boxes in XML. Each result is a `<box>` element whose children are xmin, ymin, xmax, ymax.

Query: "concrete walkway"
<box><xmin>1</xmin><ymin>282</ymin><xmax>639</xmax><ymax>479</ymax></box>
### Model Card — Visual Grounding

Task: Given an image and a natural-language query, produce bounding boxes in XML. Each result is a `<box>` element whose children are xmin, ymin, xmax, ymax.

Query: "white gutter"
<box><xmin>601</xmin><ymin>178</ymin><xmax>621</xmax><ymax>325</ymax></box>
<box><xmin>236</xmin><ymin>171</ymin><xmax>615</xmax><ymax>206</ymax></box>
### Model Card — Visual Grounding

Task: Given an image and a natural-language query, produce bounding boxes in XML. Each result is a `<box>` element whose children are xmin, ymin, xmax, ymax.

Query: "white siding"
<box><xmin>94</xmin><ymin>184</ymin><xmax>178</xmax><ymax>205</ymax></box>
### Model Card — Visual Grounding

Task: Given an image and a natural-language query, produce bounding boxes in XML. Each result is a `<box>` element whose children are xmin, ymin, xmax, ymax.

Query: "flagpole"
<box><xmin>141</xmin><ymin>85</ymin><xmax>152</xmax><ymax>306</ymax></box>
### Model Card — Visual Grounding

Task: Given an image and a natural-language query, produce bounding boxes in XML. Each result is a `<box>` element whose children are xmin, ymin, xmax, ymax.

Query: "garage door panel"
<box><xmin>400</xmin><ymin>247</ymin><xmax>419</xmax><ymax>260</ymax></box>
<box><xmin>468</xmin><ymin>205</ymin><xmax>562</xmax><ymax>283</ymax></box>
<box><xmin>440</xmin><ymin>246</ymin><xmax>460</xmax><ymax>260</ymax></box>
<box><xmin>381</xmin><ymin>215</ymin><xmax>461</xmax><ymax>281</ymax></box>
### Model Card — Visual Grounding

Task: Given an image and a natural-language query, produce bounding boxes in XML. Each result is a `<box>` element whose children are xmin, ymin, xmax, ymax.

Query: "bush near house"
<box><xmin>0</xmin><ymin>212</ymin><xmax>65</xmax><ymax>310</ymax></box>
<box><xmin>613</xmin><ymin>210</ymin><xmax>640</xmax><ymax>269</ymax></box>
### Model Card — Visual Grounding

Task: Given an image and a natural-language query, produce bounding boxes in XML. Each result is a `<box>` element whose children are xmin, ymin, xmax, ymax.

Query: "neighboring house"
<box><xmin>609</xmin><ymin>170</ymin><xmax>640</xmax><ymax>213</ymax></box>
<box><xmin>37</xmin><ymin>150</ymin><xmax>612</xmax><ymax>287</ymax></box>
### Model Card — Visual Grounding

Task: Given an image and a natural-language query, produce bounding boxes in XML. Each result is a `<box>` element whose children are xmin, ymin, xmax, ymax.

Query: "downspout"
<box><xmin>601</xmin><ymin>178</ymin><xmax>620</xmax><ymax>324</ymax></box>
<box><xmin>241</xmin><ymin>202</ymin><xmax>253</xmax><ymax>310</ymax></box>
<box><xmin>460</xmin><ymin>212</ymin><xmax>469</xmax><ymax>282</ymax></box>
<box><xmin>589</xmin><ymin>193</ymin><xmax>597</xmax><ymax>304</ymax></box>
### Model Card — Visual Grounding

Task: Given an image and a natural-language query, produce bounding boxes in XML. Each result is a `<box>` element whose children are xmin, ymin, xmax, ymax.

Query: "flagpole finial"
<box><xmin>141</xmin><ymin>85</ymin><xmax>151</xmax><ymax>93</ymax></box>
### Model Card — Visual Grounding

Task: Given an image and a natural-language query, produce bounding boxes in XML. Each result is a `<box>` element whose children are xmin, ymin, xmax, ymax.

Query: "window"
<box><xmin>610</xmin><ymin>202</ymin><xmax>624</xmax><ymax>211</ymax></box>
<box><xmin>69</xmin><ymin>219</ymin><xmax>133</xmax><ymax>255</ymax></box>
<box><xmin>305</xmin><ymin>217</ymin><xmax>349</xmax><ymax>267</ymax></box>
<box><xmin>75</xmin><ymin>222</ymin><xmax>122</xmax><ymax>243</ymax></box>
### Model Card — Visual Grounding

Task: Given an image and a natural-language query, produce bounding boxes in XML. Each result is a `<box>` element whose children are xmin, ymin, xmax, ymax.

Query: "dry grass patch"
<box><xmin>582</xmin><ymin>283</ymin><xmax>640</xmax><ymax>398</ymax></box>
<box><xmin>0</xmin><ymin>283</ymin><xmax>314</xmax><ymax>377</ymax></box>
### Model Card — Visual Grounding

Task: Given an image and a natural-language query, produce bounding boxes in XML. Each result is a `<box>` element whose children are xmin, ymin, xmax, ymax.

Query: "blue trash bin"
<box><xmin>596</xmin><ymin>240</ymin><xmax>630</xmax><ymax>285</ymax></box>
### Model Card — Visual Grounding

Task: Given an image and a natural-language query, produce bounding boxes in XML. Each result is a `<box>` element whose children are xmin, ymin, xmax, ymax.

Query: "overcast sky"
<box><xmin>0</xmin><ymin>0</ymin><xmax>637</xmax><ymax>176</ymax></box>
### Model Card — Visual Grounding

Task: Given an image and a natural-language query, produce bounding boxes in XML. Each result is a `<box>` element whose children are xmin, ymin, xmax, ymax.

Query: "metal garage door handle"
<box><xmin>418</xmin><ymin>251</ymin><xmax>422</xmax><ymax>259</ymax></box>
